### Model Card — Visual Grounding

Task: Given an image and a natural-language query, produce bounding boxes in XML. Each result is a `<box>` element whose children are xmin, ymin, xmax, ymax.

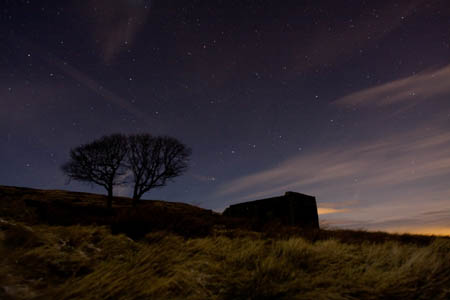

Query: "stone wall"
<box><xmin>223</xmin><ymin>191</ymin><xmax>319</xmax><ymax>229</ymax></box>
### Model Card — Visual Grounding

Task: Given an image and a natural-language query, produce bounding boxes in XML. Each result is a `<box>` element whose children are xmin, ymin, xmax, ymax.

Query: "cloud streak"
<box><xmin>14</xmin><ymin>36</ymin><xmax>151</xmax><ymax>121</ymax></box>
<box><xmin>325</xmin><ymin>208</ymin><xmax>450</xmax><ymax>236</ymax></box>
<box><xmin>215</xmin><ymin>127</ymin><xmax>450</xmax><ymax>233</ymax></box>
<box><xmin>217</xmin><ymin>129</ymin><xmax>450</xmax><ymax>198</ymax></box>
<box><xmin>78</xmin><ymin>0</ymin><xmax>152</xmax><ymax>63</ymax></box>
<box><xmin>47</xmin><ymin>56</ymin><xmax>150</xmax><ymax>121</ymax></box>
<box><xmin>292</xmin><ymin>0</ymin><xmax>428</xmax><ymax>73</ymax></box>
<box><xmin>335</xmin><ymin>64</ymin><xmax>450</xmax><ymax>107</ymax></box>
<box><xmin>318</xmin><ymin>208</ymin><xmax>348</xmax><ymax>215</ymax></box>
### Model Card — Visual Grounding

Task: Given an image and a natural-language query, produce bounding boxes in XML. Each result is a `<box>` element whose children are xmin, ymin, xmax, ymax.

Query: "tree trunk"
<box><xmin>132</xmin><ymin>194</ymin><xmax>140</xmax><ymax>207</ymax></box>
<box><xmin>132</xmin><ymin>187</ymin><xmax>139</xmax><ymax>207</ymax></box>
<box><xmin>107</xmin><ymin>187</ymin><xmax>113</xmax><ymax>209</ymax></box>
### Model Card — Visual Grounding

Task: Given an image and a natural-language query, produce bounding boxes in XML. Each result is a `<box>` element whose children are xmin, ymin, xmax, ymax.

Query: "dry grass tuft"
<box><xmin>1</xmin><ymin>185</ymin><xmax>449</xmax><ymax>299</ymax></box>
<box><xmin>1</xmin><ymin>222</ymin><xmax>449</xmax><ymax>299</ymax></box>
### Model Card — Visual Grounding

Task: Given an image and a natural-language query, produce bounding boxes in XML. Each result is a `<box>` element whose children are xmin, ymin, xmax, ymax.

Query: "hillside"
<box><xmin>0</xmin><ymin>185</ymin><xmax>216</xmax><ymax>223</ymax></box>
<box><xmin>1</xmin><ymin>186</ymin><xmax>450</xmax><ymax>299</ymax></box>
<box><xmin>0</xmin><ymin>185</ymin><xmax>221</xmax><ymax>238</ymax></box>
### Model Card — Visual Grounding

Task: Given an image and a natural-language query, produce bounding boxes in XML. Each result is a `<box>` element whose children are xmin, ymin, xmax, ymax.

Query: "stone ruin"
<box><xmin>223</xmin><ymin>191</ymin><xmax>319</xmax><ymax>229</ymax></box>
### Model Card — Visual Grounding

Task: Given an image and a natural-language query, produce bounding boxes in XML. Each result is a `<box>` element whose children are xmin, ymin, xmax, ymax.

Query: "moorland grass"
<box><xmin>1</xmin><ymin>221</ymin><xmax>449</xmax><ymax>300</ymax></box>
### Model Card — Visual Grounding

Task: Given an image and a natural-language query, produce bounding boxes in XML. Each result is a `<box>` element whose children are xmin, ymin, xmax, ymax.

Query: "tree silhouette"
<box><xmin>128</xmin><ymin>134</ymin><xmax>191</xmax><ymax>206</ymax></box>
<box><xmin>61</xmin><ymin>134</ymin><xmax>128</xmax><ymax>208</ymax></box>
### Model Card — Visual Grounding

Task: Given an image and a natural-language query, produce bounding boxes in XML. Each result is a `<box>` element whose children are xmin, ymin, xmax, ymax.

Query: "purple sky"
<box><xmin>1</xmin><ymin>0</ymin><xmax>450</xmax><ymax>235</ymax></box>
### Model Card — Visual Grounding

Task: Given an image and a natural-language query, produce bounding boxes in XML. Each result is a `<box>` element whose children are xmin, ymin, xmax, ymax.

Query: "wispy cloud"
<box><xmin>47</xmin><ymin>56</ymin><xmax>151</xmax><ymax>121</ymax></box>
<box><xmin>77</xmin><ymin>0</ymin><xmax>152</xmax><ymax>63</ymax></box>
<box><xmin>217</xmin><ymin>128</ymin><xmax>450</xmax><ymax>199</ymax></box>
<box><xmin>335</xmin><ymin>64</ymin><xmax>450</xmax><ymax>107</ymax></box>
<box><xmin>16</xmin><ymin>37</ymin><xmax>153</xmax><ymax>123</ymax></box>
<box><xmin>191</xmin><ymin>174</ymin><xmax>217</xmax><ymax>183</ymax></box>
<box><xmin>293</xmin><ymin>0</ymin><xmax>428</xmax><ymax>72</ymax></box>
<box><xmin>318</xmin><ymin>207</ymin><xmax>348</xmax><ymax>215</ymax></box>
<box><xmin>215</xmin><ymin>127</ymin><xmax>450</xmax><ymax>233</ymax></box>
<box><xmin>325</xmin><ymin>208</ymin><xmax>450</xmax><ymax>236</ymax></box>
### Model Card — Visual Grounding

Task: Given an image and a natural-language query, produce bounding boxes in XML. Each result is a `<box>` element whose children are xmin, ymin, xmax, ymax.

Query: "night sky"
<box><xmin>2</xmin><ymin>0</ymin><xmax>450</xmax><ymax>235</ymax></box>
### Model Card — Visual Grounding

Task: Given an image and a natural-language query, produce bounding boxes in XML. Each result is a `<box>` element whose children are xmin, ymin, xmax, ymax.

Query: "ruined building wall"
<box><xmin>223</xmin><ymin>192</ymin><xmax>319</xmax><ymax>229</ymax></box>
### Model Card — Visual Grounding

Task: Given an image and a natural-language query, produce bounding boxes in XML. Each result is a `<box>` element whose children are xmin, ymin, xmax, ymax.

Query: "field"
<box><xmin>1</xmin><ymin>186</ymin><xmax>449</xmax><ymax>299</ymax></box>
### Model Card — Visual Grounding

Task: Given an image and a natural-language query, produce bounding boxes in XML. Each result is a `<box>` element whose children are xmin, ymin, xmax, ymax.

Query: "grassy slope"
<box><xmin>0</xmin><ymin>185</ymin><xmax>213</xmax><ymax>222</ymax></box>
<box><xmin>1</xmin><ymin>221</ymin><xmax>449</xmax><ymax>300</ymax></box>
<box><xmin>0</xmin><ymin>185</ymin><xmax>220</xmax><ymax>238</ymax></box>
<box><xmin>1</xmin><ymin>185</ymin><xmax>450</xmax><ymax>299</ymax></box>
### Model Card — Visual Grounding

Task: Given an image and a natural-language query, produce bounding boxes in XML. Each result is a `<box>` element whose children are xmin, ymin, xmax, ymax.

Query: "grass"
<box><xmin>1</xmin><ymin>220</ymin><xmax>449</xmax><ymax>299</ymax></box>
<box><xmin>1</xmin><ymin>185</ymin><xmax>449</xmax><ymax>299</ymax></box>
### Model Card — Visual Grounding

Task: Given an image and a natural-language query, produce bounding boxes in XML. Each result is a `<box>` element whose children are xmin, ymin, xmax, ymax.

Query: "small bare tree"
<box><xmin>61</xmin><ymin>134</ymin><xmax>128</xmax><ymax>208</ymax></box>
<box><xmin>128</xmin><ymin>134</ymin><xmax>191</xmax><ymax>206</ymax></box>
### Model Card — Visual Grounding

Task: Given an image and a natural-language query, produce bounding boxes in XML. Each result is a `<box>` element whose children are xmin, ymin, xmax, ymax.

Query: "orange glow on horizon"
<box><xmin>385</xmin><ymin>227</ymin><xmax>450</xmax><ymax>237</ymax></box>
<box><xmin>317</xmin><ymin>207</ymin><xmax>348</xmax><ymax>215</ymax></box>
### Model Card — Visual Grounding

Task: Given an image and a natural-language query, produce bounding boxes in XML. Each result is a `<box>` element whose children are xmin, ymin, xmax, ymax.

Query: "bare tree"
<box><xmin>127</xmin><ymin>134</ymin><xmax>191</xmax><ymax>206</ymax></box>
<box><xmin>61</xmin><ymin>134</ymin><xmax>129</xmax><ymax>208</ymax></box>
